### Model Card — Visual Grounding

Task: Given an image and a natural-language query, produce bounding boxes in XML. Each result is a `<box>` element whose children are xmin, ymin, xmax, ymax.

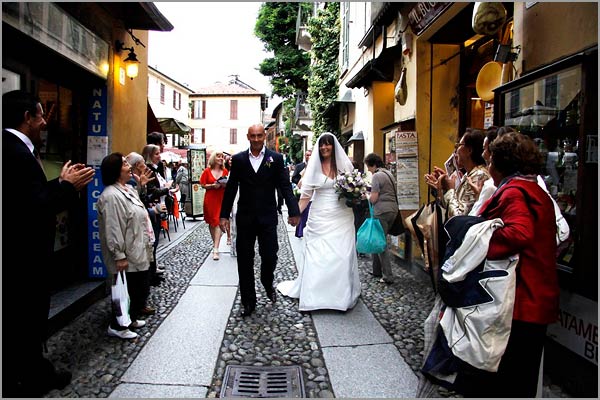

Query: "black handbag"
<box><xmin>381</xmin><ymin>170</ymin><xmax>405</xmax><ymax>236</ymax></box>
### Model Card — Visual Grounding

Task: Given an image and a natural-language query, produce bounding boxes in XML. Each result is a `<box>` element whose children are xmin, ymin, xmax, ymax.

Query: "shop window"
<box><xmin>498</xmin><ymin>63</ymin><xmax>585</xmax><ymax>275</ymax></box>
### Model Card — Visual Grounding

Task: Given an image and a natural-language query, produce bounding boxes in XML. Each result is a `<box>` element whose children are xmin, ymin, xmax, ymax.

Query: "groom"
<box><xmin>220</xmin><ymin>124</ymin><xmax>300</xmax><ymax>317</ymax></box>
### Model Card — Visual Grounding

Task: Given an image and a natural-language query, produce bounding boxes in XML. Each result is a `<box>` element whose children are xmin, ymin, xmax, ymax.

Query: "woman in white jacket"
<box><xmin>98</xmin><ymin>153</ymin><xmax>155</xmax><ymax>340</ymax></box>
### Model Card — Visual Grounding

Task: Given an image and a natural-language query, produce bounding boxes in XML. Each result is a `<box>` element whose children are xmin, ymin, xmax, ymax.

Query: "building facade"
<box><xmin>2</xmin><ymin>2</ymin><xmax>173</xmax><ymax>327</ymax></box>
<box><xmin>147</xmin><ymin>65</ymin><xmax>194</xmax><ymax>147</ymax></box>
<box><xmin>335</xmin><ymin>2</ymin><xmax>597</xmax><ymax>396</ymax></box>
<box><xmin>188</xmin><ymin>77</ymin><xmax>267</xmax><ymax>156</ymax></box>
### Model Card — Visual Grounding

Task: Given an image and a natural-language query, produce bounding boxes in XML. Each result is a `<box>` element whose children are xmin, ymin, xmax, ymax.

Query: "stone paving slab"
<box><xmin>312</xmin><ymin>300</ymin><xmax>394</xmax><ymax>347</ymax></box>
<box><xmin>119</xmin><ymin>285</ymin><xmax>237</xmax><ymax>386</ymax></box>
<box><xmin>109</xmin><ymin>383</ymin><xmax>207</xmax><ymax>398</ymax></box>
<box><xmin>323</xmin><ymin>343</ymin><xmax>418</xmax><ymax>398</ymax></box>
<box><xmin>189</xmin><ymin>250</ymin><xmax>239</xmax><ymax>287</ymax></box>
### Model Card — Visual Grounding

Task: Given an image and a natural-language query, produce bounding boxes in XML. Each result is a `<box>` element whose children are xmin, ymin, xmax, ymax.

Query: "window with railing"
<box><xmin>230</xmin><ymin>128</ymin><xmax>237</xmax><ymax>144</ymax></box>
<box><xmin>230</xmin><ymin>100</ymin><xmax>238</xmax><ymax>120</ymax></box>
<box><xmin>341</xmin><ymin>2</ymin><xmax>350</xmax><ymax>69</ymax></box>
<box><xmin>192</xmin><ymin>100</ymin><xmax>206</xmax><ymax>119</ymax></box>
<box><xmin>192</xmin><ymin>128</ymin><xmax>206</xmax><ymax>144</ymax></box>
<box><xmin>173</xmin><ymin>90</ymin><xmax>181</xmax><ymax>110</ymax></box>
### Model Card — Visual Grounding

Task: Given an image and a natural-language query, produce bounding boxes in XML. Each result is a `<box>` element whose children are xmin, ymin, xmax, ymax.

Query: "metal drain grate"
<box><xmin>220</xmin><ymin>365</ymin><xmax>305</xmax><ymax>398</ymax></box>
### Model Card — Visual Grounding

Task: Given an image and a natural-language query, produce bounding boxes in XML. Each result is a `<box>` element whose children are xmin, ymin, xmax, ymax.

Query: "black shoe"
<box><xmin>240</xmin><ymin>305</ymin><xmax>255</xmax><ymax>317</ymax></box>
<box><xmin>367</xmin><ymin>271</ymin><xmax>382</xmax><ymax>278</ymax></box>
<box><xmin>150</xmin><ymin>276</ymin><xmax>165</xmax><ymax>287</ymax></box>
<box><xmin>52</xmin><ymin>370</ymin><xmax>72</xmax><ymax>390</ymax></box>
<box><xmin>266</xmin><ymin>288</ymin><xmax>277</xmax><ymax>303</ymax></box>
<box><xmin>40</xmin><ymin>369</ymin><xmax>72</xmax><ymax>394</ymax></box>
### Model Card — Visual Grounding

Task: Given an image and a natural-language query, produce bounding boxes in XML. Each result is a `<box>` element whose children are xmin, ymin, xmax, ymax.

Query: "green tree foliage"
<box><xmin>307</xmin><ymin>3</ymin><xmax>340</xmax><ymax>141</ymax></box>
<box><xmin>282</xmin><ymin>97</ymin><xmax>304</xmax><ymax>163</ymax></box>
<box><xmin>255</xmin><ymin>2</ymin><xmax>312</xmax><ymax>99</ymax></box>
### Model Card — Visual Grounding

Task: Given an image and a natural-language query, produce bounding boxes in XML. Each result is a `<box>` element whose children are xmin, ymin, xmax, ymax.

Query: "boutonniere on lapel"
<box><xmin>265</xmin><ymin>156</ymin><xmax>274</xmax><ymax>168</ymax></box>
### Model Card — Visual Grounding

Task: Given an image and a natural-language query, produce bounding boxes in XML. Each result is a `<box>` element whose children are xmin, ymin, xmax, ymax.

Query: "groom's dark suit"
<box><xmin>220</xmin><ymin>148</ymin><xmax>300</xmax><ymax>310</ymax></box>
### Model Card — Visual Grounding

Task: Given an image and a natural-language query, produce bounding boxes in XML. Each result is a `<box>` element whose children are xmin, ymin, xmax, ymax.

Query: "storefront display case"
<box><xmin>494</xmin><ymin>49</ymin><xmax>597</xmax><ymax>294</ymax></box>
<box><xmin>494</xmin><ymin>48</ymin><xmax>598</xmax><ymax>384</ymax></box>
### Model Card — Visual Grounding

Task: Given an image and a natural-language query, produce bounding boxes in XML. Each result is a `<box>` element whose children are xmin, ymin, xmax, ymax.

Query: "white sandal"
<box><xmin>212</xmin><ymin>248</ymin><xmax>219</xmax><ymax>260</ymax></box>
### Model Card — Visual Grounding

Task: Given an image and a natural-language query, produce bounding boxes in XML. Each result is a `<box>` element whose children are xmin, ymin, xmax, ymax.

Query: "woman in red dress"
<box><xmin>200</xmin><ymin>151</ymin><xmax>229</xmax><ymax>260</ymax></box>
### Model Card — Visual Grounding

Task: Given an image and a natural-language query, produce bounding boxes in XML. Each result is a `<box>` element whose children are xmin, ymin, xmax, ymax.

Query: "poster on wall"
<box><xmin>395</xmin><ymin>130</ymin><xmax>420</xmax><ymax>210</ymax></box>
<box><xmin>188</xmin><ymin>148</ymin><xmax>206</xmax><ymax>218</ymax></box>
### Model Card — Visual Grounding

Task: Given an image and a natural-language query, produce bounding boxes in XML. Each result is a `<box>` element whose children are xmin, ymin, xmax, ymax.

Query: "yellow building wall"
<box><xmin>371</xmin><ymin>81</ymin><xmax>395</xmax><ymax>155</ymax></box>
<box><xmin>109</xmin><ymin>29</ymin><xmax>149</xmax><ymax>155</ymax></box>
<box><xmin>415</xmin><ymin>41</ymin><xmax>461</xmax><ymax>205</ymax></box>
<box><xmin>514</xmin><ymin>2</ymin><xmax>598</xmax><ymax>75</ymax></box>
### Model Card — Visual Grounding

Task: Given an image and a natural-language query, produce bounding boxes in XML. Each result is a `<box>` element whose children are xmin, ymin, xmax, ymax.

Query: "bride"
<box><xmin>277</xmin><ymin>132</ymin><xmax>361</xmax><ymax>311</ymax></box>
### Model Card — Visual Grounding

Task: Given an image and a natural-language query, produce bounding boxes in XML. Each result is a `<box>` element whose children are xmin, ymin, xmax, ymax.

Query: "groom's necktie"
<box><xmin>33</xmin><ymin>148</ymin><xmax>46</xmax><ymax>174</ymax></box>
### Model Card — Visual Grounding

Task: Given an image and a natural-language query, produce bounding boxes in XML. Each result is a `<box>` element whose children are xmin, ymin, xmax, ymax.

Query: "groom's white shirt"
<box><xmin>248</xmin><ymin>145</ymin><xmax>265</xmax><ymax>173</ymax></box>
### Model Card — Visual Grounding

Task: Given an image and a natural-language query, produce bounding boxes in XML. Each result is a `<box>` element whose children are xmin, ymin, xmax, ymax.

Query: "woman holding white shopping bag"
<box><xmin>98</xmin><ymin>153</ymin><xmax>155</xmax><ymax>340</ymax></box>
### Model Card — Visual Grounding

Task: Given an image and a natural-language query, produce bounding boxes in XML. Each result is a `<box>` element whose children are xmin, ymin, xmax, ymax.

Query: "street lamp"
<box><xmin>115</xmin><ymin>40</ymin><xmax>140</xmax><ymax>80</ymax></box>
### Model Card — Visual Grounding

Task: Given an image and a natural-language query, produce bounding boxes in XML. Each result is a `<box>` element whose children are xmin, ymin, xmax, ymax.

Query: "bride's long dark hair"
<box><xmin>318</xmin><ymin>134</ymin><xmax>337</xmax><ymax>174</ymax></box>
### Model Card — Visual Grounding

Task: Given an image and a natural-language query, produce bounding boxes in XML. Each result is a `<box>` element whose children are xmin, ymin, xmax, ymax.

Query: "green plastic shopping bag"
<box><xmin>356</xmin><ymin>201</ymin><xmax>387</xmax><ymax>254</ymax></box>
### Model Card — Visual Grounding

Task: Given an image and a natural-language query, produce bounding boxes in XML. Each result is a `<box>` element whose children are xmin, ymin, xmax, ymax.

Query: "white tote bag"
<box><xmin>111</xmin><ymin>271</ymin><xmax>132</xmax><ymax>327</ymax></box>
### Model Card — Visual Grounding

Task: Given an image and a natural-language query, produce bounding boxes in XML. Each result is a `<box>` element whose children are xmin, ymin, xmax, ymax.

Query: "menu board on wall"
<box><xmin>395</xmin><ymin>130</ymin><xmax>420</xmax><ymax>210</ymax></box>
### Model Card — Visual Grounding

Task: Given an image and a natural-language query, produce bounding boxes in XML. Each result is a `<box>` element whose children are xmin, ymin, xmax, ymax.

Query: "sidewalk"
<box><xmin>109</xmin><ymin>207</ymin><xmax>418</xmax><ymax>398</ymax></box>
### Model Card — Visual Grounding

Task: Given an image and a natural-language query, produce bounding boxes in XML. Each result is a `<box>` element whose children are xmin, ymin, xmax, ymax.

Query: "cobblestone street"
<box><xmin>44</xmin><ymin>216</ymin><xmax>570</xmax><ymax>398</ymax></box>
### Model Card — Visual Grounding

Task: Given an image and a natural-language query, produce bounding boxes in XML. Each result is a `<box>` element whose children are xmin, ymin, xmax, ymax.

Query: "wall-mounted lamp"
<box><xmin>115</xmin><ymin>40</ymin><xmax>139</xmax><ymax>80</ymax></box>
<box><xmin>494</xmin><ymin>44</ymin><xmax>521</xmax><ymax>63</ymax></box>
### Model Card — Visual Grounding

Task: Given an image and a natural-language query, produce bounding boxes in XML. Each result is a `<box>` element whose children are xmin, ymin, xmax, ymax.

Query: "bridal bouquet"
<box><xmin>334</xmin><ymin>169</ymin><xmax>371</xmax><ymax>207</ymax></box>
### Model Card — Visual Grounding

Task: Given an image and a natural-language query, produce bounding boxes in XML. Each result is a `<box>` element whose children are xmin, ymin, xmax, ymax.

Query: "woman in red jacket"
<box><xmin>458</xmin><ymin>132</ymin><xmax>560</xmax><ymax>397</ymax></box>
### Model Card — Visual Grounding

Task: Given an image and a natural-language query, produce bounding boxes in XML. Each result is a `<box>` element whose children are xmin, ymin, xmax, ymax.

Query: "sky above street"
<box><xmin>149</xmin><ymin>2</ymin><xmax>276</xmax><ymax>99</ymax></box>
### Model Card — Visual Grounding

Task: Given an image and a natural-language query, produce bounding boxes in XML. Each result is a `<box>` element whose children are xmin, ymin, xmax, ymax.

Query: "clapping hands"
<box><xmin>60</xmin><ymin>161</ymin><xmax>95</xmax><ymax>190</ymax></box>
<box><xmin>424</xmin><ymin>166</ymin><xmax>456</xmax><ymax>192</ymax></box>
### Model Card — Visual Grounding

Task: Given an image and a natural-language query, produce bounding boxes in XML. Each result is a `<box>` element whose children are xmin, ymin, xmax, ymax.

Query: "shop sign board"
<box><xmin>87</xmin><ymin>87</ymin><xmax>108</xmax><ymax>278</ymax></box>
<box><xmin>394</xmin><ymin>130</ymin><xmax>420</xmax><ymax>210</ymax></box>
<box><xmin>408</xmin><ymin>2</ymin><xmax>452</xmax><ymax>36</ymax></box>
<box><xmin>2</xmin><ymin>2</ymin><xmax>109</xmax><ymax>79</ymax></box>
<box><xmin>547</xmin><ymin>292</ymin><xmax>598</xmax><ymax>365</ymax></box>
<box><xmin>188</xmin><ymin>148</ymin><xmax>207</xmax><ymax>217</ymax></box>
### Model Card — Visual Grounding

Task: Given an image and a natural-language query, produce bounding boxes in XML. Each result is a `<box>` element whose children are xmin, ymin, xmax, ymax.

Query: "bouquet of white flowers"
<box><xmin>333</xmin><ymin>169</ymin><xmax>371</xmax><ymax>207</ymax></box>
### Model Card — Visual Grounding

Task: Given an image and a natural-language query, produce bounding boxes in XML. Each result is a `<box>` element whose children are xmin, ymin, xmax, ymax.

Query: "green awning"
<box><xmin>157</xmin><ymin>118</ymin><xmax>191</xmax><ymax>135</ymax></box>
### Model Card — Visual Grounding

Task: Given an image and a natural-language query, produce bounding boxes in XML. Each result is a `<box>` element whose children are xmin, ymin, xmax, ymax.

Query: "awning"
<box><xmin>342</xmin><ymin>131</ymin><xmax>364</xmax><ymax>147</ymax></box>
<box><xmin>157</xmin><ymin>118</ymin><xmax>192</xmax><ymax>136</ymax></box>
<box><xmin>147</xmin><ymin>101</ymin><xmax>164</xmax><ymax>134</ymax></box>
<box><xmin>345</xmin><ymin>45</ymin><xmax>402</xmax><ymax>89</ymax></box>
<box><xmin>348</xmin><ymin>131</ymin><xmax>365</xmax><ymax>142</ymax></box>
<box><xmin>99</xmin><ymin>3</ymin><xmax>173</xmax><ymax>31</ymax></box>
<box><xmin>323</xmin><ymin>99</ymin><xmax>354</xmax><ymax>119</ymax></box>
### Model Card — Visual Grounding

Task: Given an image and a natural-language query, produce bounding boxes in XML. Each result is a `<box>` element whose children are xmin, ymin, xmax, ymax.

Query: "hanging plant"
<box><xmin>307</xmin><ymin>3</ymin><xmax>340</xmax><ymax>141</ymax></box>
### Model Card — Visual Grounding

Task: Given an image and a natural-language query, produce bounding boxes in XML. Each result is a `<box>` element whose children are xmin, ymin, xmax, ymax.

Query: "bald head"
<box><xmin>247</xmin><ymin>124</ymin><xmax>266</xmax><ymax>155</ymax></box>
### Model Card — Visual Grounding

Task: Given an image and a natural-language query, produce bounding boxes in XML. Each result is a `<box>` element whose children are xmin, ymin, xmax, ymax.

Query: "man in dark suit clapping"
<box><xmin>220</xmin><ymin>124</ymin><xmax>300</xmax><ymax>317</ymax></box>
<box><xmin>2</xmin><ymin>90</ymin><xmax>95</xmax><ymax>397</ymax></box>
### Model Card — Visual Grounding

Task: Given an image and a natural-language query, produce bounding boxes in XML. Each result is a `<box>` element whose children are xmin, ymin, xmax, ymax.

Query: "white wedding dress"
<box><xmin>277</xmin><ymin>175</ymin><xmax>361</xmax><ymax>311</ymax></box>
